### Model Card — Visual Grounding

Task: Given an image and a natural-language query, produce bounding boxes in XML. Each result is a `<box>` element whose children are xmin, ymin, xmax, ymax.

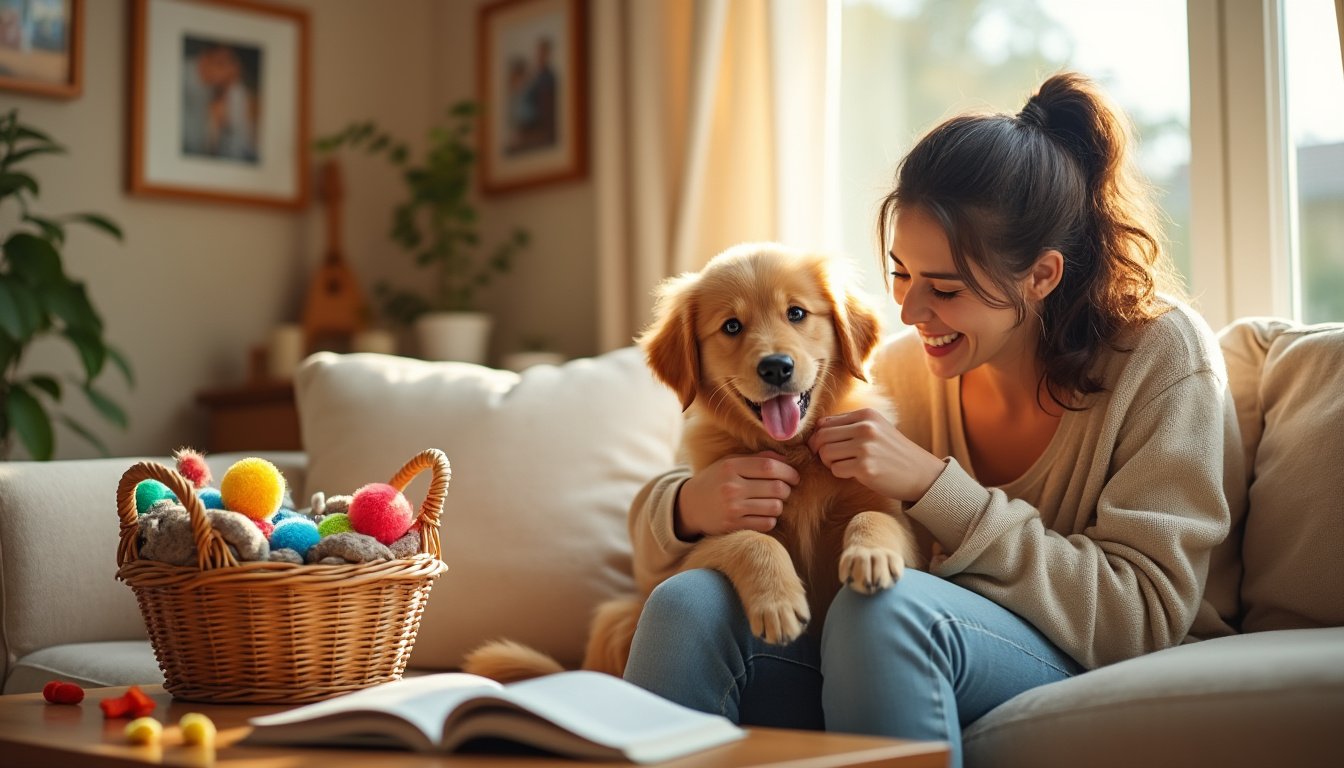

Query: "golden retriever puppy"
<box><xmin>465</xmin><ymin>243</ymin><xmax>918</xmax><ymax>682</ymax></box>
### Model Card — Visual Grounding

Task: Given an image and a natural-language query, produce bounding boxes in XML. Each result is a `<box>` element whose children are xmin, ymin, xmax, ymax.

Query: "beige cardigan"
<box><xmin>629</xmin><ymin>300</ymin><xmax>1244</xmax><ymax>670</ymax></box>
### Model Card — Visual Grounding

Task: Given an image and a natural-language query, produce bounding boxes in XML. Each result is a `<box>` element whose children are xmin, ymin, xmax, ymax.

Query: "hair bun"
<box><xmin>1018</xmin><ymin>98</ymin><xmax>1048</xmax><ymax>129</ymax></box>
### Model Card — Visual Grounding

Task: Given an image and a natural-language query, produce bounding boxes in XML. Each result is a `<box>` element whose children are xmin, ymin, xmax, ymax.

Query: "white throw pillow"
<box><xmin>294</xmin><ymin>348</ymin><xmax>683</xmax><ymax>669</ymax></box>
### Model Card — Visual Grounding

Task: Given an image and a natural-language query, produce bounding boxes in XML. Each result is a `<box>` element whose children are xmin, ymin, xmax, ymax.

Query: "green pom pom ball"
<box><xmin>317</xmin><ymin>512</ymin><xmax>354</xmax><ymax>537</ymax></box>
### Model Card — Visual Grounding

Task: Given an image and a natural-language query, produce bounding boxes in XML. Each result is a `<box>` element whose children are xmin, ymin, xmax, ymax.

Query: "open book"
<box><xmin>245</xmin><ymin>670</ymin><xmax>745</xmax><ymax>763</ymax></box>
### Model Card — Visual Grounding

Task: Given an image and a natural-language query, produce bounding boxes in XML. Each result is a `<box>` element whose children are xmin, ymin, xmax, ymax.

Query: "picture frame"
<box><xmin>0</xmin><ymin>0</ymin><xmax>83</xmax><ymax>99</ymax></box>
<box><xmin>128</xmin><ymin>0</ymin><xmax>310</xmax><ymax>208</ymax></box>
<box><xmin>476</xmin><ymin>0</ymin><xmax>588</xmax><ymax>195</ymax></box>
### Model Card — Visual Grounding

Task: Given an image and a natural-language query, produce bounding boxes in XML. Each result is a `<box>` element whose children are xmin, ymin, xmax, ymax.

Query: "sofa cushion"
<box><xmin>963</xmin><ymin>627</ymin><xmax>1344</xmax><ymax>768</ymax></box>
<box><xmin>1219</xmin><ymin>318</ymin><xmax>1344</xmax><ymax>632</ymax></box>
<box><xmin>294</xmin><ymin>348</ymin><xmax>682</xmax><ymax>670</ymax></box>
<box><xmin>4</xmin><ymin>642</ymin><xmax>163</xmax><ymax>695</ymax></box>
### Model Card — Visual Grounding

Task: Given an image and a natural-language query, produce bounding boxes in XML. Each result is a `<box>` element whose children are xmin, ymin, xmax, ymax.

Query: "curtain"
<box><xmin>592</xmin><ymin>0</ymin><xmax>835</xmax><ymax>351</ymax></box>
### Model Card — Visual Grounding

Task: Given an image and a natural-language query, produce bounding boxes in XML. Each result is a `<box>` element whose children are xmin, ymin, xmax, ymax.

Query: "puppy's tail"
<box><xmin>462</xmin><ymin>639</ymin><xmax>566</xmax><ymax>683</ymax></box>
<box><xmin>462</xmin><ymin>596</ymin><xmax>648</xmax><ymax>683</ymax></box>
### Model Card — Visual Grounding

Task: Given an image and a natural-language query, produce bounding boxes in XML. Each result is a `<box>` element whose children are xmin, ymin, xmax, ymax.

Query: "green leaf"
<box><xmin>21</xmin><ymin>214</ymin><xmax>66</xmax><ymax>245</ymax></box>
<box><xmin>41</xmin><ymin>281</ymin><xmax>103</xmax><ymax>333</ymax></box>
<box><xmin>14</xmin><ymin>123</ymin><xmax>55</xmax><ymax>144</ymax></box>
<box><xmin>107</xmin><ymin>345</ymin><xmax>135</xmax><ymax>387</ymax></box>
<box><xmin>5</xmin><ymin>384</ymin><xmax>54</xmax><ymax>460</ymax></box>
<box><xmin>0</xmin><ymin>171</ymin><xmax>38</xmax><ymax>199</ymax></box>
<box><xmin>57</xmin><ymin>413</ymin><xmax>109</xmax><ymax>455</ymax></box>
<box><xmin>64</xmin><ymin>326</ymin><xmax>107</xmax><ymax>380</ymax></box>
<box><xmin>0</xmin><ymin>280</ymin><xmax>44</xmax><ymax>340</ymax></box>
<box><xmin>26</xmin><ymin>375</ymin><xmax>61</xmax><ymax>400</ymax></box>
<box><xmin>3</xmin><ymin>144</ymin><xmax>64</xmax><ymax>167</ymax></box>
<box><xmin>65</xmin><ymin>212</ymin><xmax>123</xmax><ymax>241</ymax></box>
<box><xmin>81</xmin><ymin>382</ymin><xmax>128</xmax><ymax>429</ymax></box>
<box><xmin>0</xmin><ymin>280</ymin><xmax>22</xmax><ymax>338</ymax></box>
<box><xmin>4</xmin><ymin>232</ymin><xmax>64</xmax><ymax>285</ymax></box>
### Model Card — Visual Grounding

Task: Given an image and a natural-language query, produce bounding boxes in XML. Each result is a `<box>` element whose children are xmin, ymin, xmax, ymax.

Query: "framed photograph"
<box><xmin>477</xmin><ymin>0</ymin><xmax>588</xmax><ymax>195</ymax></box>
<box><xmin>128</xmin><ymin>0</ymin><xmax>310</xmax><ymax>208</ymax></box>
<box><xmin>0</xmin><ymin>0</ymin><xmax>82</xmax><ymax>99</ymax></box>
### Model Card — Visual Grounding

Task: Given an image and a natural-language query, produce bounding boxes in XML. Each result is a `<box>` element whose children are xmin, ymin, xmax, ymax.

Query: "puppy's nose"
<box><xmin>757</xmin><ymin>354</ymin><xmax>794</xmax><ymax>386</ymax></box>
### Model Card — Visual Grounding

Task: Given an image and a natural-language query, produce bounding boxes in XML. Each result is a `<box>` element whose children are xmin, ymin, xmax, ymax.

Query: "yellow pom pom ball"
<box><xmin>219</xmin><ymin>457</ymin><xmax>286</xmax><ymax>520</ymax></box>
<box><xmin>125</xmin><ymin>716</ymin><xmax>162</xmax><ymax>746</ymax></box>
<box><xmin>180</xmin><ymin>712</ymin><xmax>217</xmax><ymax>747</ymax></box>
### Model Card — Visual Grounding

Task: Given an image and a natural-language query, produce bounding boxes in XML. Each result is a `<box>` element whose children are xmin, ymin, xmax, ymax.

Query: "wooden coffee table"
<box><xmin>0</xmin><ymin>685</ymin><xmax>949</xmax><ymax>767</ymax></box>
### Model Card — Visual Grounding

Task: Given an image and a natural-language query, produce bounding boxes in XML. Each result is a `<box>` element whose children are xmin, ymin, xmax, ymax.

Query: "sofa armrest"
<box><xmin>0</xmin><ymin>452</ymin><xmax>308</xmax><ymax>689</ymax></box>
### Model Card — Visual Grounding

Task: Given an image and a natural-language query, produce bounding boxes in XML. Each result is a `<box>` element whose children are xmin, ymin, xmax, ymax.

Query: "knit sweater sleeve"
<box><xmin>628</xmin><ymin>468</ymin><xmax>698</xmax><ymax>595</ymax></box>
<box><xmin>901</xmin><ymin>315</ymin><xmax>1234</xmax><ymax>669</ymax></box>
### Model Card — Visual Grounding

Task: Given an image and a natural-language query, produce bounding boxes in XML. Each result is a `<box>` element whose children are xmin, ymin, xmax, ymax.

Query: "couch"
<box><xmin>1</xmin><ymin>318</ymin><xmax>1341</xmax><ymax>766</ymax></box>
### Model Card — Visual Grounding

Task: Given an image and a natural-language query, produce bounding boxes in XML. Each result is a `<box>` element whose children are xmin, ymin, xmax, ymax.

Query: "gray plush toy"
<box><xmin>305</xmin><ymin>531</ymin><xmax>393</xmax><ymax>564</ymax></box>
<box><xmin>137</xmin><ymin>502</ymin><xmax>270</xmax><ymax>565</ymax></box>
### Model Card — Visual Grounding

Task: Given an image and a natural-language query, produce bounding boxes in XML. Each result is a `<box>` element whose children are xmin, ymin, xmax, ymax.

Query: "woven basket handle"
<box><xmin>116</xmin><ymin>462</ymin><xmax>237</xmax><ymax>571</ymax></box>
<box><xmin>386</xmin><ymin>448</ymin><xmax>450</xmax><ymax>559</ymax></box>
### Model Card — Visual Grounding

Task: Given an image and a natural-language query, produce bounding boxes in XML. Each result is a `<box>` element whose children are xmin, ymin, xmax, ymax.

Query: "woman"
<box><xmin>621</xmin><ymin>72</ymin><xmax>1242</xmax><ymax>767</ymax></box>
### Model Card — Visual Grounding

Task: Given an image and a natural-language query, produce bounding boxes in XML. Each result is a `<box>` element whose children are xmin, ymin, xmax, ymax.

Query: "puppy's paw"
<box><xmin>839</xmin><ymin>545</ymin><xmax>905</xmax><ymax>594</ymax></box>
<box><xmin>741</xmin><ymin>581</ymin><xmax>810</xmax><ymax>645</ymax></box>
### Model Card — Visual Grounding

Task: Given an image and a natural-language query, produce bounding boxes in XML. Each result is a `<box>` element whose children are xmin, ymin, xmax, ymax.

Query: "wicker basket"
<box><xmin>115</xmin><ymin>448</ymin><xmax>450</xmax><ymax>704</ymax></box>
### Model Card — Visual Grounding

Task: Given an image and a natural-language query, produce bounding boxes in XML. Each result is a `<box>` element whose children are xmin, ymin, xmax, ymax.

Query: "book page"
<box><xmin>452</xmin><ymin>671</ymin><xmax>745</xmax><ymax>763</ymax></box>
<box><xmin>248</xmin><ymin>672</ymin><xmax>503</xmax><ymax>748</ymax></box>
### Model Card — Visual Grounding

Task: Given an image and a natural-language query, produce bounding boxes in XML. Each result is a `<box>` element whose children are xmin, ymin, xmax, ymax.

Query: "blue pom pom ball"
<box><xmin>272</xmin><ymin>508</ymin><xmax>302</xmax><ymax>524</ymax></box>
<box><xmin>198</xmin><ymin>487</ymin><xmax>225</xmax><ymax>510</ymax></box>
<box><xmin>269</xmin><ymin>518</ymin><xmax>321</xmax><ymax>558</ymax></box>
<box><xmin>135</xmin><ymin>480</ymin><xmax>177</xmax><ymax>514</ymax></box>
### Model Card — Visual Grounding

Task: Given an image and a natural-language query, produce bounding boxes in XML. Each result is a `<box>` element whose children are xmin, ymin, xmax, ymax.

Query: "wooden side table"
<box><xmin>196</xmin><ymin>380</ymin><xmax>301</xmax><ymax>452</ymax></box>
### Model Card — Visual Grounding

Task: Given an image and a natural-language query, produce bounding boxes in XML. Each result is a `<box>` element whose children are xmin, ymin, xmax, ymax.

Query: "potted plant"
<box><xmin>314</xmin><ymin>101</ymin><xmax>530</xmax><ymax>363</ymax></box>
<box><xmin>0</xmin><ymin>109</ymin><xmax>132</xmax><ymax>460</ymax></box>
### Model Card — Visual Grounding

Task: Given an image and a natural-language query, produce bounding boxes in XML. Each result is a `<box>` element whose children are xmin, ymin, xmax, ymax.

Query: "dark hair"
<box><xmin>877</xmin><ymin>71</ymin><xmax>1184</xmax><ymax>408</ymax></box>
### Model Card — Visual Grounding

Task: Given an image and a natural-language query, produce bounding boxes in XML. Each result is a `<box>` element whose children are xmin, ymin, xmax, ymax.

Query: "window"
<box><xmin>836</xmin><ymin>0</ymin><xmax>1344</xmax><ymax>328</ymax></box>
<box><xmin>1284</xmin><ymin>0</ymin><xmax>1344</xmax><ymax>323</ymax></box>
<box><xmin>836</xmin><ymin>0</ymin><xmax>1190</xmax><ymax>329</ymax></box>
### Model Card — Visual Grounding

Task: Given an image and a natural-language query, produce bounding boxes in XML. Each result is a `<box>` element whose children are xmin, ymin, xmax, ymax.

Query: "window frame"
<box><xmin>1188</xmin><ymin>0</ymin><xmax>1296</xmax><ymax>328</ymax></box>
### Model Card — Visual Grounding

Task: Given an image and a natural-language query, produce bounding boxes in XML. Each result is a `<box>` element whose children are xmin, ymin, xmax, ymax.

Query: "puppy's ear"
<box><xmin>830</xmin><ymin>283</ymin><xmax>882</xmax><ymax>383</ymax></box>
<box><xmin>638</xmin><ymin>274</ymin><xmax>700</xmax><ymax>410</ymax></box>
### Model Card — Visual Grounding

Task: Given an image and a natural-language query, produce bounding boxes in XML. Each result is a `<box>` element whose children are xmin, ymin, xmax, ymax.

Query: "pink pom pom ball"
<box><xmin>348</xmin><ymin>483</ymin><xmax>414</xmax><ymax>545</ymax></box>
<box><xmin>173</xmin><ymin>447</ymin><xmax>212</xmax><ymax>489</ymax></box>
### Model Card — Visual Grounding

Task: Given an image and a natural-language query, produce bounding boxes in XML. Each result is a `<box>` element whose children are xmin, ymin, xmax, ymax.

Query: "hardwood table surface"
<box><xmin>0</xmin><ymin>685</ymin><xmax>949</xmax><ymax>768</ymax></box>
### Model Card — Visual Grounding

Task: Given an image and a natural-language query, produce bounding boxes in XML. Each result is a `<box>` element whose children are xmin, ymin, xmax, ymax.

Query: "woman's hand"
<box><xmin>808</xmin><ymin>408</ymin><xmax>945</xmax><ymax>502</ymax></box>
<box><xmin>674</xmin><ymin>452</ymin><xmax>800</xmax><ymax>540</ymax></box>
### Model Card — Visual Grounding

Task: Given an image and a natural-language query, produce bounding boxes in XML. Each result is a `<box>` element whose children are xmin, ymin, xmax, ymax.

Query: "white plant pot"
<box><xmin>415</xmin><ymin>312</ymin><xmax>492</xmax><ymax>364</ymax></box>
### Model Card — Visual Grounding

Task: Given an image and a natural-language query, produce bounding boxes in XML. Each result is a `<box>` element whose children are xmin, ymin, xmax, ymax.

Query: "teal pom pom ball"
<box><xmin>135</xmin><ymin>480</ymin><xmax>177</xmax><ymax>514</ymax></box>
<box><xmin>198</xmin><ymin>487</ymin><xmax>225</xmax><ymax>510</ymax></box>
<box><xmin>269</xmin><ymin>518</ymin><xmax>321</xmax><ymax>558</ymax></box>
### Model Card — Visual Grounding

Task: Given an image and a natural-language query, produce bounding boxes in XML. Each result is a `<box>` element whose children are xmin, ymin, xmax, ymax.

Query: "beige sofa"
<box><xmin>1</xmin><ymin>318</ymin><xmax>1341</xmax><ymax>766</ymax></box>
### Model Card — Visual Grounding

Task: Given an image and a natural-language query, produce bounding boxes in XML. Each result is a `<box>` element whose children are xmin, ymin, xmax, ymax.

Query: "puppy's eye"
<box><xmin>787</xmin><ymin>306</ymin><xmax>806</xmax><ymax>323</ymax></box>
<box><xmin>722</xmin><ymin>318</ymin><xmax>742</xmax><ymax>336</ymax></box>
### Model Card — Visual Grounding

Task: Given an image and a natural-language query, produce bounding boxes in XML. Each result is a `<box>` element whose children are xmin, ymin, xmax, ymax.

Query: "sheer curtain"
<box><xmin>591</xmin><ymin>0</ymin><xmax>835</xmax><ymax>351</ymax></box>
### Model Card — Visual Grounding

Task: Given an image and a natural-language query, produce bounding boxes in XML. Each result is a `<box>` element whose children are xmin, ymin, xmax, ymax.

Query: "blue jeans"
<box><xmin>624</xmin><ymin>568</ymin><xmax>1082</xmax><ymax>768</ymax></box>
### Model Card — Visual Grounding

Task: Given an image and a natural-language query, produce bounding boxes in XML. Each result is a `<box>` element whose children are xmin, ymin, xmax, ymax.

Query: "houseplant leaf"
<box><xmin>81</xmin><ymin>382</ymin><xmax>128</xmax><ymax>429</ymax></box>
<box><xmin>5</xmin><ymin>232</ymin><xmax>65</xmax><ymax>286</ymax></box>
<box><xmin>63</xmin><ymin>326</ymin><xmax>107</xmax><ymax>381</ymax></box>
<box><xmin>5</xmin><ymin>384</ymin><xmax>54</xmax><ymax>461</ymax></box>
<box><xmin>57</xmin><ymin>413</ymin><xmax>109</xmax><ymax>455</ymax></box>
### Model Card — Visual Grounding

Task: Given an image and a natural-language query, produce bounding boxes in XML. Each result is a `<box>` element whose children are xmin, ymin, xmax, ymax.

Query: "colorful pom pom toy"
<box><xmin>270</xmin><ymin>518</ymin><xmax>321</xmax><ymax>558</ymax></box>
<box><xmin>348</xmin><ymin>482</ymin><xmax>415</xmax><ymax>545</ymax></box>
<box><xmin>134</xmin><ymin>480</ymin><xmax>176</xmax><ymax>515</ymax></box>
<box><xmin>219</xmin><ymin>457</ymin><xmax>286</xmax><ymax>521</ymax></box>
<box><xmin>198</xmin><ymin>487</ymin><xmax>225</xmax><ymax>510</ymax></box>
<box><xmin>317</xmin><ymin>512</ymin><xmax>354</xmax><ymax>538</ymax></box>
<box><xmin>173</xmin><ymin>447</ymin><xmax>212</xmax><ymax>489</ymax></box>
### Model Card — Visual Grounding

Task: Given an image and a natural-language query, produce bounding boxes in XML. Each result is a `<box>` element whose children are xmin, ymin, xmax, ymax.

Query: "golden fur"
<box><xmin>464</xmin><ymin>243</ymin><xmax>918</xmax><ymax>682</ymax></box>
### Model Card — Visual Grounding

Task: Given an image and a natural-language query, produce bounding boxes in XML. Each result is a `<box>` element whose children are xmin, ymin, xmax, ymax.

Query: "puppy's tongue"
<box><xmin>761</xmin><ymin>394</ymin><xmax>801</xmax><ymax>441</ymax></box>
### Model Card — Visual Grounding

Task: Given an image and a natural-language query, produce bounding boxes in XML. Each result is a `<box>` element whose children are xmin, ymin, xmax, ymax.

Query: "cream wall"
<box><xmin>2</xmin><ymin>0</ymin><xmax>598</xmax><ymax>459</ymax></box>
